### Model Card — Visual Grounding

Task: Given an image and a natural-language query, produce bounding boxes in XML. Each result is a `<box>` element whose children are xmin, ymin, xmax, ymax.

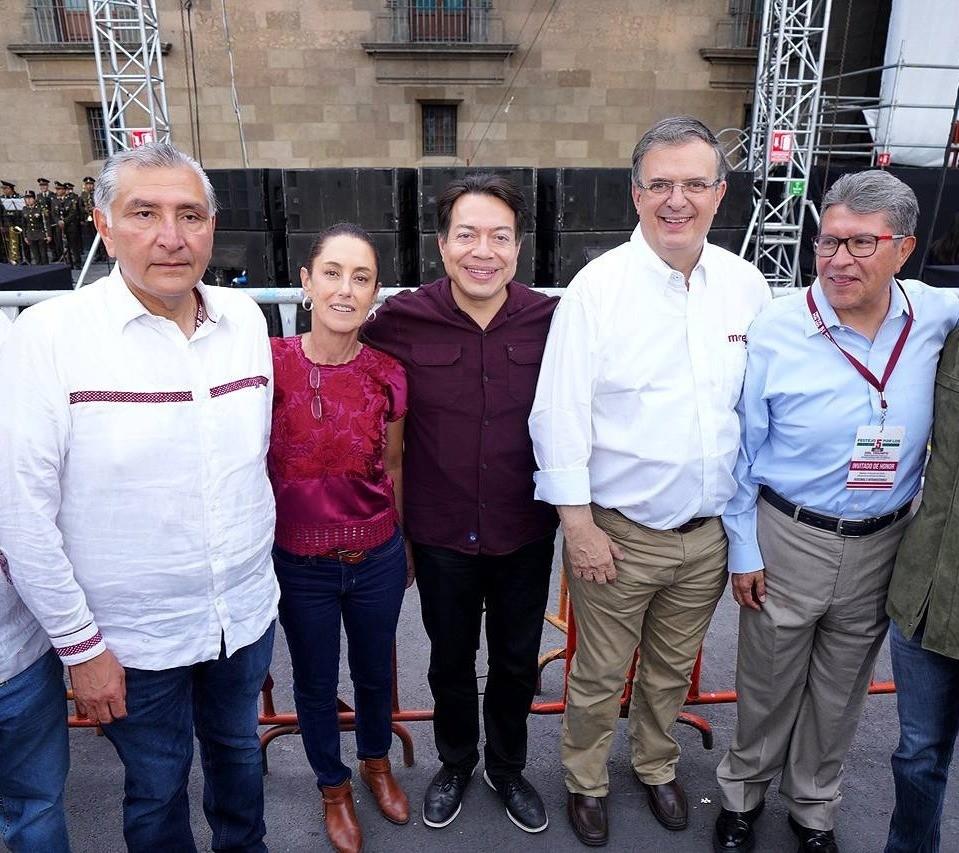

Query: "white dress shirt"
<box><xmin>530</xmin><ymin>224</ymin><xmax>771</xmax><ymax>529</ymax></box>
<box><xmin>0</xmin><ymin>265</ymin><xmax>279</xmax><ymax>670</ymax></box>
<box><xmin>1</xmin><ymin>310</ymin><xmax>52</xmax><ymax>683</ymax></box>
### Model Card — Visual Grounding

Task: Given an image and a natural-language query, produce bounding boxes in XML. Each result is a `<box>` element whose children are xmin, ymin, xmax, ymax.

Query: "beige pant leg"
<box><xmin>716</xmin><ymin>498</ymin><xmax>844</xmax><ymax>812</ymax></box>
<box><xmin>561</xmin><ymin>505</ymin><xmax>682</xmax><ymax>797</ymax></box>
<box><xmin>628</xmin><ymin>517</ymin><xmax>728</xmax><ymax>784</ymax></box>
<box><xmin>781</xmin><ymin>516</ymin><xmax>907</xmax><ymax>830</ymax></box>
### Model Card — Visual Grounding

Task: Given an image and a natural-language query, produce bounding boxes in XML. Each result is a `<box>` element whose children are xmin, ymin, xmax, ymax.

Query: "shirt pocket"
<box><xmin>506</xmin><ymin>341</ymin><xmax>546</xmax><ymax>403</ymax></box>
<box><xmin>410</xmin><ymin>343</ymin><xmax>464</xmax><ymax>408</ymax></box>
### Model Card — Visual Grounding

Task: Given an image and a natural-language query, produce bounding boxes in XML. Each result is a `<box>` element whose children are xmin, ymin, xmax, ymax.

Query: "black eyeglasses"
<box><xmin>309</xmin><ymin>365</ymin><xmax>322</xmax><ymax>420</ymax></box>
<box><xmin>635</xmin><ymin>179</ymin><xmax>722</xmax><ymax>196</ymax></box>
<box><xmin>812</xmin><ymin>233</ymin><xmax>908</xmax><ymax>258</ymax></box>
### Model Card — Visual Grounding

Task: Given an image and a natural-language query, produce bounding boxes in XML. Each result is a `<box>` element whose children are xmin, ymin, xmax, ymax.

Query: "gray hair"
<box><xmin>631</xmin><ymin>116</ymin><xmax>729</xmax><ymax>186</ymax></box>
<box><xmin>821</xmin><ymin>170</ymin><xmax>918</xmax><ymax>235</ymax></box>
<box><xmin>94</xmin><ymin>142</ymin><xmax>218</xmax><ymax>224</ymax></box>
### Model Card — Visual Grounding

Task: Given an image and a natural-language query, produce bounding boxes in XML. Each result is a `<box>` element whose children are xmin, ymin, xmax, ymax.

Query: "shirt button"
<box><xmin>468</xmin><ymin>532</ymin><xmax>478</xmax><ymax>543</ymax></box>
<box><xmin>481</xmin><ymin>463</ymin><xmax>488</xmax><ymax>470</ymax></box>
<box><xmin>481</xmin><ymin>502</ymin><xmax>487</xmax><ymax>509</ymax></box>
<box><xmin>483</xmin><ymin>419</ymin><xmax>490</xmax><ymax>427</ymax></box>
<box><xmin>508</xmin><ymin>345</ymin><xmax>515</xmax><ymax>352</ymax></box>
<box><xmin>483</xmin><ymin>374</ymin><xmax>489</xmax><ymax>383</ymax></box>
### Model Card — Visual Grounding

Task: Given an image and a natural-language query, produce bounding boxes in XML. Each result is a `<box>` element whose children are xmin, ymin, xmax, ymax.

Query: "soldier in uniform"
<box><xmin>20</xmin><ymin>191</ymin><xmax>52</xmax><ymax>265</ymax></box>
<box><xmin>50</xmin><ymin>181</ymin><xmax>67</xmax><ymax>262</ymax></box>
<box><xmin>58</xmin><ymin>181</ymin><xmax>83</xmax><ymax>269</ymax></box>
<box><xmin>1</xmin><ymin>180</ymin><xmax>22</xmax><ymax>264</ymax></box>
<box><xmin>36</xmin><ymin>178</ymin><xmax>54</xmax><ymax>220</ymax></box>
<box><xmin>79</xmin><ymin>176</ymin><xmax>105</xmax><ymax>262</ymax></box>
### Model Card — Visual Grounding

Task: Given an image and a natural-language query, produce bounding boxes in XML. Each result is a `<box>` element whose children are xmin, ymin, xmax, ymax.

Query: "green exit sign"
<box><xmin>788</xmin><ymin>180</ymin><xmax>806</xmax><ymax>196</ymax></box>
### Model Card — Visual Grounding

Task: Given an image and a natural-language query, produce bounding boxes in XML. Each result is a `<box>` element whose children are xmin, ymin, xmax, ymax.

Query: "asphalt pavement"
<box><xmin>60</xmin><ymin>538</ymin><xmax>959</xmax><ymax>853</ymax></box>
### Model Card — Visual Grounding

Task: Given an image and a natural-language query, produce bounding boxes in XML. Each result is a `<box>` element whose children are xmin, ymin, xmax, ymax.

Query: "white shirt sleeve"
<box><xmin>0</xmin><ymin>311</ymin><xmax>106</xmax><ymax>665</ymax></box>
<box><xmin>528</xmin><ymin>286</ymin><xmax>597</xmax><ymax>506</ymax></box>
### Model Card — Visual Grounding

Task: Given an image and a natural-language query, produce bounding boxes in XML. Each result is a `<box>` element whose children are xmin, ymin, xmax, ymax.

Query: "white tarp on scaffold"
<box><xmin>867</xmin><ymin>0</ymin><xmax>959</xmax><ymax>167</ymax></box>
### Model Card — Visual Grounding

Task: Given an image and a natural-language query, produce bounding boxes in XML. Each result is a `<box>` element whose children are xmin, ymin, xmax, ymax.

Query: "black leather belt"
<box><xmin>674</xmin><ymin>516</ymin><xmax>714</xmax><ymax>535</ymax></box>
<box><xmin>759</xmin><ymin>485</ymin><xmax>911</xmax><ymax>537</ymax></box>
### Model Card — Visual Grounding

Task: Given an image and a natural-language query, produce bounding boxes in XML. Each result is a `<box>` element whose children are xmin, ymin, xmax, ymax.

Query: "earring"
<box><xmin>301</xmin><ymin>294</ymin><xmax>313</xmax><ymax>311</ymax></box>
<box><xmin>367</xmin><ymin>305</ymin><xmax>377</xmax><ymax>322</ymax></box>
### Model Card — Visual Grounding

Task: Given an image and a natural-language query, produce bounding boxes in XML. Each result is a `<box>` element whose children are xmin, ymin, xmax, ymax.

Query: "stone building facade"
<box><xmin>1</xmin><ymin>0</ymin><xmax>769</xmax><ymax>183</ymax></box>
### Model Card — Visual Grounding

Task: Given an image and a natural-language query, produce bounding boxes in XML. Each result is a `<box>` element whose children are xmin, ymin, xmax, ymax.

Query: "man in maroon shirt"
<box><xmin>363</xmin><ymin>174</ymin><xmax>558</xmax><ymax>835</ymax></box>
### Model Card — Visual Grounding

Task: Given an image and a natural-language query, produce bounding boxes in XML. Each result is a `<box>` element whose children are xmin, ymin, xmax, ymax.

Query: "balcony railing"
<box><xmin>381</xmin><ymin>0</ymin><xmax>494</xmax><ymax>44</ymax></box>
<box><xmin>28</xmin><ymin>0</ymin><xmax>137</xmax><ymax>45</ymax></box>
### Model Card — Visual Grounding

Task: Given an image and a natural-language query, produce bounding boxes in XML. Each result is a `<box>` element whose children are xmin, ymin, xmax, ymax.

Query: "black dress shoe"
<box><xmin>713</xmin><ymin>802</ymin><xmax>765</xmax><ymax>852</ymax></box>
<box><xmin>422</xmin><ymin>766</ymin><xmax>472</xmax><ymax>828</ymax></box>
<box><xmin>639</xmin><ymin>779</ymin><xmax>687</xmax><ymax>830</ymax></box>
<box><xmin>567</xmin><ymin>792</ymin><xmax>608</xmax><ymax>847</ymax></box>
<box><xmin>788</xmin><ymin>815</ymin><xmax>839</xmax><ymax>852</ymax></box>
<box><xmin>484</xmin><ymin>770</ymin><xmax>548</xmax><ymax>833</ymax></box>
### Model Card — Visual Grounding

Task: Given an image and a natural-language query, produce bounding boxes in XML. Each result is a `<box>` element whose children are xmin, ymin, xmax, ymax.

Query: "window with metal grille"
<box><xmin>422</xmin><ymin>103</ymin><xmax>457</xmax><ymax>157</ymax></box>
<box><xmin>86</xmin><ymin>107</ymin><xmax>109</xmax><ymax>160</ymax></box>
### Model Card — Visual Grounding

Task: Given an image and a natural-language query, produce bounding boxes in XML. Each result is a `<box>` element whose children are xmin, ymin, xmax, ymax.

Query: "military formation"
<box><xmin>0</xmin><ymin>177</ymin><xmax>103</xmax><ymax>269</ymax></box>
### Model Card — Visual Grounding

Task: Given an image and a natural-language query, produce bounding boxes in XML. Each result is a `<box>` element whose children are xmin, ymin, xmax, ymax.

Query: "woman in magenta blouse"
<box><xmin>268</xmin><ymin>223</ymin><xmax>410</xmax><ymax>853</ymax></box>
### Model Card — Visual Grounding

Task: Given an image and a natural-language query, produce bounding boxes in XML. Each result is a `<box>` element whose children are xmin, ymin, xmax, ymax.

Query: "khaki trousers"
<box><xmin>562</xmin><ymin>505</ymin><xmax>728</xmax><ymax>796</ymax></box>
<box><xmin>716</xmin><ymin>497</ymin><xmax>909</xmax><ymax>830</ymax></box>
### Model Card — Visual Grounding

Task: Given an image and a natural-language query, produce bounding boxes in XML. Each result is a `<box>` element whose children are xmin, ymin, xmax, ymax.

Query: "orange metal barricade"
<box><xmin>66</xmin><ymin>572</ymin><xmax>897</xmax><ymax>765</ymax></box>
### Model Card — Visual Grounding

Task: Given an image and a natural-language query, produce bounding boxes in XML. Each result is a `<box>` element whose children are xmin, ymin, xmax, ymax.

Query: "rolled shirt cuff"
<box><xmin>51</xmin><ymin>622</ymin><xmax>106</xmax><ymax>666</ymax></box>
<box><xmin>533</xmin><ymin>467</ymin><xmax>592</xmax><ymax>507</ymax></box>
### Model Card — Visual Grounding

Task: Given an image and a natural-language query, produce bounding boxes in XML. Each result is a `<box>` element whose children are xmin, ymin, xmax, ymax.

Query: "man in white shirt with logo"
<box><xmin>529</xmin><ymin>116</ymin><xmax>770</xmax><ymax>847</ymax></box>
<box><xmin>0</xmin><ymin>310</ymin><xmax>71</xmax><ymax>853</ymax></box>
<box><xmin>0</xmin><ymin>144</ymin><xmax>278</xmax><ymax>853</ymax></box>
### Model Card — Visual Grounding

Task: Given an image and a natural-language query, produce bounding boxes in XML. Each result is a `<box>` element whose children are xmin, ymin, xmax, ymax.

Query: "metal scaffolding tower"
<box><xmin>77</xmin><ymin>1</ymin><xmax>171</xmax><ymax>286</ymax></box>
<box><xmin>743</xmin><ymin>0</ymin><xmax>832</xmax><ymax>287</ymax></box>
<box><xmin>89</xmin><ymin>0</ymin><xmax>171</xmax><ymax>156</ymax></box>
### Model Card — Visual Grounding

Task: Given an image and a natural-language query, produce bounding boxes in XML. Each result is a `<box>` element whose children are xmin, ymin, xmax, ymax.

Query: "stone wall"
<box><xmin>1</xmin><ymin>0</ymin><xmax>752</xmax><ymax>184</ymax></box>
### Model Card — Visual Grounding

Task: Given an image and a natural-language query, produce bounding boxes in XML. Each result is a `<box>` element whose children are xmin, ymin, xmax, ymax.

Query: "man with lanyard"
<box><xmin>714</xmin><ymin>170</ymin><xmax>959</xmax><ymax>853</ymax></box>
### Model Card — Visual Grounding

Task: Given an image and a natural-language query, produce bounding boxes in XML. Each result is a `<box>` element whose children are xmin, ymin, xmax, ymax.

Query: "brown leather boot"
<box><xmin>321</xmin><ymin>779</ymin><xmax>363</xmax><ymax>853</ymax></box>
<box><xmin>359</xmin><ymin>756</ymin><xmax>410</xmax><ymax>825</ymax></box>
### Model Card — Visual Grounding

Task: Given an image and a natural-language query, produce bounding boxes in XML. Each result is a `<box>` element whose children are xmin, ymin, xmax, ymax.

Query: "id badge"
<box><xmin>846</xmin><ymin>425</ymin><xmax>905</xmax><ymax>490</ymax></box>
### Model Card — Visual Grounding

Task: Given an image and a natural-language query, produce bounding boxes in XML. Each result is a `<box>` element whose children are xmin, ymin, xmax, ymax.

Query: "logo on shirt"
<box><xmin>727</xmin><ymin>333</ymin><xmax>747</xmax><ymax>344</ymax></box>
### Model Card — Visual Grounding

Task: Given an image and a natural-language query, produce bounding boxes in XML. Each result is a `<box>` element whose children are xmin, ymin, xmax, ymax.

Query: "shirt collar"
<box><xmin>629</xmin><ymin>223</ymin><xmax>708</xmax><ymax>285</ymax></box>
<box><xmin>438</xmin><ymin>276</ymin><xmax>523</xmax><ymax>323</ymax></box>
<box><xmin>104</xmin><ymin>263</ymin><xmax>222</xmax><ymax>332</ymax></box>
<box><xmin>803</xmin><ymin>278</ymin><xmax>904</xmax><ymax>337</ymax></box>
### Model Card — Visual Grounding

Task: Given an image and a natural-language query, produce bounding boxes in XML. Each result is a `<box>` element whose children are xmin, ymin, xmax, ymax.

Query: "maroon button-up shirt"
<box><xmin>362</xmin><ymin>278</ymin><xmax>559</xmax><ymax>555</ymax></box>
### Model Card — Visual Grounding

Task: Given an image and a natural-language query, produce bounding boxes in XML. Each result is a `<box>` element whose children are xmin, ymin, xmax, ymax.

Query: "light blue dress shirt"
<box><xmin>723</xmin><ymin>278</ymin><xmax>959</xmax><ymax>573</ymax></box>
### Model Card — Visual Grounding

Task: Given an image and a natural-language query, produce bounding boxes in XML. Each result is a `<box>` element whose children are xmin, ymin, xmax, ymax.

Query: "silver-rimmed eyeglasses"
<box><xmin>812</xmin><ymin>233</ymin><xmax>908</xmax><ymax>258</ymax></box>
<box><xmin>635</xmin><ymin>179</ymin><xmax>722</xmax><ymax>196</ymax></box>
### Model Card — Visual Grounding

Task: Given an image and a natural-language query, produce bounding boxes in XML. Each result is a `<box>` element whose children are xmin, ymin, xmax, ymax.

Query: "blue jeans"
<box><xmin>274</xmin><ymin>528</ymin><xmax>407</xmax><ymax>788</ymax></box>
<box><xmin>0</xmin><ymin>649</ymin><xmax>70</xmax><ymax>853</ymax></box>
<box><xmin>885</xmin><ymin>620</ymin><xmax>959</xmax><ymax>853</ymax></box>
<box><xmin>100</xmin><ymin>623</ymin><xmax>275</xmax><ymax>853</ymax></box>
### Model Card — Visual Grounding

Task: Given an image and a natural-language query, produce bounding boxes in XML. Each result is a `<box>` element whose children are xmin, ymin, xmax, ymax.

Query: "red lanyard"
<box><xmin>806</xmin><ymin>282</ymin><xmax>913</xmax><ymax>423</ymax></box>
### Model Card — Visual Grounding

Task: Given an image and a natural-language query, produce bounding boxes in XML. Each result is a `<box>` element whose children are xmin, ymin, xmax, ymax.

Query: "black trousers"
<box><xmin>413</xmin><ymin>535</ymin><xmax>554</xmax><ymax>782</ymax></box>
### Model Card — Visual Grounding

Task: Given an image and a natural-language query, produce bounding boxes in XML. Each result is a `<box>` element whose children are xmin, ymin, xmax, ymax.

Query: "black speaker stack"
<box><xmin>205</xmin><ymin>169</ymin><xmax>288</xmax><ymax>334</ymax></box>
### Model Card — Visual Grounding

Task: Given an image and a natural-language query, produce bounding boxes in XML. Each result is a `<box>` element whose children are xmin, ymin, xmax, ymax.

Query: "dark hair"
<box><xmin>930</xmin><ymin>213</ymin><xmax>959</xmax><ymax>266</ymax></box>
<box><xmin>303</xmin><ymin>222</ymin><xmax>380</xmax><ymax>281</ymax></box>
<box><xmin>435</xmin><ymin>173</ymin><xmax>531</xmax><ymax>242</ymax></box>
